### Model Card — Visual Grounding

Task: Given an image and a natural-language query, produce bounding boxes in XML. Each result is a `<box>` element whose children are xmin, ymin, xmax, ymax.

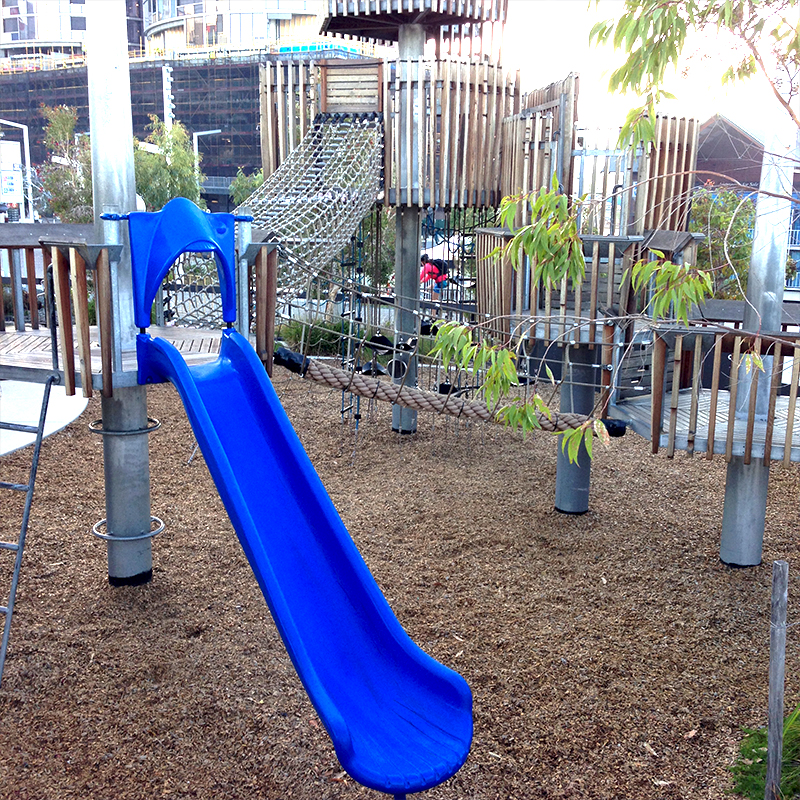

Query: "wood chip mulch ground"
<box><xmin>2</xmin><ymin>371</ymin><xmax>800</xmax><ymax>800</ymax></box>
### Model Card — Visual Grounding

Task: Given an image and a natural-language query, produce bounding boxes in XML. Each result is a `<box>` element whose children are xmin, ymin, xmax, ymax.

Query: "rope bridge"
<box><xmin>239</xmin><ymin>112</ymin><xmax>383</xmax><ymax>299</ymax></box>
<box><xmin>298</xmin><ymin>358</ymin><xmax>591</xmax><ymax>432</ymax></box>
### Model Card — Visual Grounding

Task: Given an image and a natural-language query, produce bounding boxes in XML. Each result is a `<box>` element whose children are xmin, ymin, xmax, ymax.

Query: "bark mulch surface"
<box><xmin>2</xmin><ymin>372</ymin><xmax>800</xmax><ymax>799</ymax></box>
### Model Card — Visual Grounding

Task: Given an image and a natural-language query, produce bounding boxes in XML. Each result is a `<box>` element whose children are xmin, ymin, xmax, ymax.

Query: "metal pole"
<box><xmin>193</xmin><ymin>129</ymin><xmax>221</xmax><ymax>183</ymax></box>
<box><xmin>720</xmin><ymin>121</ymin><xmax>797</xmax><ymax>566</ymax></box>
<box><xmin>87</xmin><ymin>0</ymin><xmax>153</xmax><ymax>585</ymax></box>
<box><xmin>391</xmin><ymin>24</ymin><xmax>425</xmax><ymax>435</ymax></box>
<box><xmin>392</xmin><ymin>207</ymin><xmax>420</xmax><ymax>434</ymax></box>
<box><xmin>161</xmin><ymin>64</ymin><xmax>174</xmax><ymax>132</ymax></box>
<box><xmin>554</xmin><ymin>344</ymin><xmax>596</xmax><ymax>514</ymax></box>
<box><xmin>10</xmin><ymin>249</ymin><xmax>24</xmax><ymax>332</ymax></box>
<box><xmin>236</xmin><ymin>206</ymin><xmax>252</xmax><ymax>336</ymax></box>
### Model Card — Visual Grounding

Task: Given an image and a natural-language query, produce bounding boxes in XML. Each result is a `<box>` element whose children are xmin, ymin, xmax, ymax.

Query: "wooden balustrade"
<box><xmin>646</xmin><ymin>329</ymin><xmax>800</xmax><ymax>463</ymax></box>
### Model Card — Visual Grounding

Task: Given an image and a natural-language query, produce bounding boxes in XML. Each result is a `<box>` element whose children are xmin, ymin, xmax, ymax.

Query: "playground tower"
<box><xmin>319</xmin><ymin>0</ymin><xmax>509</xmax><ymax>433</ymax></box>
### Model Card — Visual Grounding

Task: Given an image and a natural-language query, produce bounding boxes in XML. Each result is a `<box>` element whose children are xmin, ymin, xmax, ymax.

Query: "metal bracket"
<box><xmin>91</xmin><ymin>516</ymin><xmax>165</xmax><ymax>542</ymax></box>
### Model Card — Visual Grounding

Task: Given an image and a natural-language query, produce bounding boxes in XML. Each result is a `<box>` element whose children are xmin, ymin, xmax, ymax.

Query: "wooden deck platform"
<box><xmin>0</xmin><ymin>325</ymin><xmax>223</xmax><ymax>390</ymax></box>
<box><xmin>610</xmin><ymin>388</ymin><xmax>800</xmax><ymax>463</ymax></box>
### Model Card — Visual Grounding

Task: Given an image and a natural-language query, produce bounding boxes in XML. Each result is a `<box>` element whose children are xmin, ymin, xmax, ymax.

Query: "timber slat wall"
<box><xmin>635</xmin><ymin>116</ymin><xmax>699</xmax><ymax>233</ymax></box>
<box><xmin>475</xmin><ymin>229</ymin><xmax>633</xmax><ymax>342</ymax></box>
<box><xmin>320</xmin><ymin>59</ymin><xmax>382</xmax><ymax>113</ymax></box>
<box><xmin>475</xmin><ymin>228</ymin><xmax>513</xmax><ymax>338</ymax></box>
<box><xmin>325</xmin><ymin>0</ymin><xmax>505</xmax><ymax>22</ymax></box>
<box><xmin>259</xmin><ymin>60</ymin><xmax>317</xmax><ymax>178</ymax></box>
<box><xmin>500</xmin><ymin>112</ymin><xmax>554</xmax><ymax>210</ymax></box>
<box><xmin>518</xmin><ymin>73</ymin><xmax>578</xmax><ymax>199</ymax></box>
<box><xmin>323</xmin><ymin>0</ymin><xmax>509</xmax><ymax>60</ymax></box>
<box><xmin>384</xmin><ymin>57</ymin><xmax>519</xmax><ymax>207</ymax></box>
<box><xmin>260</xmin><ymin>56</ymin><xmax>523</xmax><ymax>209</ymax></box>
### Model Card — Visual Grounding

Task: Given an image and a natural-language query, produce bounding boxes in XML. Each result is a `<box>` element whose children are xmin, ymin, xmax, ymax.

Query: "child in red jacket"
<box><xmin>419</xmin><ymin>254</ymin><xmax>449</xmax><ymax>294</ymax></box>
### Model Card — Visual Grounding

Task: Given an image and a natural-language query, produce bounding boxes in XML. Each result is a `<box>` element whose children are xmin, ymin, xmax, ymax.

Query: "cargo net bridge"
<box><xmin>158</xmin><ymin>112</ymin><xmax>384</xmax><ymax>328</ymax></box>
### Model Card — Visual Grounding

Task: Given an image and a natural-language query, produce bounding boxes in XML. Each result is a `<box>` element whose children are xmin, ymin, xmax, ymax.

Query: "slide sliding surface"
<box><xmin>137</xmin><ymin>329</ymin><xmax>472</xmax><ymax>796</ymax></box>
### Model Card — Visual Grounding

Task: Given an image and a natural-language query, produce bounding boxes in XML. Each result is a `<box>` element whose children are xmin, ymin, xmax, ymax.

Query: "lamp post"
<box><xmin>0</xmin><ymin>118</ymin><xmax>34</xmax><ymax>222</ymax></box>
<box><xmin>193</xmin><ymin>128</ymin><xmax>221</xmax><ymax>185</ymax></box>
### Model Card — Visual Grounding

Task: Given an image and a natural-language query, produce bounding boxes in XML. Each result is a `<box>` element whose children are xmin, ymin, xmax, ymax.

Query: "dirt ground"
<box><xmin>1</xmin><ymin>370</ymin><xmax>799</xmax><ymax>800</ymax></box>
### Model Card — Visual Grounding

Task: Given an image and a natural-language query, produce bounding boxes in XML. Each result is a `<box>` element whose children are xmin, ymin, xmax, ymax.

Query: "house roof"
<box><xmin>695</xmin><ymin>114</ymin><xmax>764</xmax><ymax>187</ymax></box>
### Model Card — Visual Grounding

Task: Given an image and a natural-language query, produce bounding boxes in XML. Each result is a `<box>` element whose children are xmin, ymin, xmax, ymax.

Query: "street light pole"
<box><xmin>193</xmin><ymin>128</ymin><xmax>221</xmax><ymax>185</ymax></box>
<box><xmin>0</xmin><ymin>118</ymin><xmax>34</xmax><ymax>222</ymax></box>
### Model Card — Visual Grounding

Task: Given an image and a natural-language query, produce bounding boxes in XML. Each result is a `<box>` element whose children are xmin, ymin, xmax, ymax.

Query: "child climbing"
<box><xmin>419</xmin><ymin>253</ymin><xmax>449</xmax><ymax>295</ymax></box>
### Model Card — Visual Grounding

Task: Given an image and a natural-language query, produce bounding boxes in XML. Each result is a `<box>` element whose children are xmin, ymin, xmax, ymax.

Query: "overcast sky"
<box><xmin>502</xmin><ymin>0</ymin><xmax>785</xmax><ymax>142</ymax></box>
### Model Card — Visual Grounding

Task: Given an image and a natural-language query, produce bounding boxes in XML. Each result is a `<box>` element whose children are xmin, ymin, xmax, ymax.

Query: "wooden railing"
<box><xmin>638</xmin><ymin>328</ymin><xmax>800</xmax><ymax>464</ymax></box>
<box><xmin>0</xmin><ymin>246</ymin><xmax>50</xmax><ymax>335</ymax></box>
<box><xmin>46</xmin><ymin>243</ymin><xmax>116</xmax><ymax>399</ymax></box>
<box><xmin>473</xmin><ymin>228</ymin><xmax>642</xmax><ymax>342</ymax></box>
<box><xmin>1</xmin><ymin>236</ymin><xmax>279</xmax><ymax>396</ymax></box>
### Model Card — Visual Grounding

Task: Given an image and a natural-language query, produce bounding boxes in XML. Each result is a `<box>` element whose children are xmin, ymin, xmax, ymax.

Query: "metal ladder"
<box><xmin>0</xmin><ymin>374</ymin><xmax>58</xmax><ymax>687</ymax></box>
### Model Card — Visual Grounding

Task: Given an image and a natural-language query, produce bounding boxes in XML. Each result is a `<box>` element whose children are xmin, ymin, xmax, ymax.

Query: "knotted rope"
<box><xmin>302</xmin><ymin>359</ymin><xmax>590</xmax><ymax>432</ymax></box>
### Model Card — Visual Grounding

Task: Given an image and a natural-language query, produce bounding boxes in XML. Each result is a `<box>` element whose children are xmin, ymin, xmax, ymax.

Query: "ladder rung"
<box><xmin>0</xmin><ymin>542</ymin><xmax>19</xmax><ymax>551</ymax></box>
<box><xmin>0</xmin><ymin>421</ymin><xmax>38</xmax><ymax>434</ymax></box>
<box><xmin>0</xmin><ymin>481</ymin><xmax>29</xmax><ymax>492</ymax></box>
<box><xmin>0</xmin><ymin>606</ymin><xmax>7</xmax><ymax>615</ymax></box>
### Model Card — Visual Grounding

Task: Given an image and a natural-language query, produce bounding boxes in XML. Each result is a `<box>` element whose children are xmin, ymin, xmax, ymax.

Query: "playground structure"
<box><xmin>2</xmin><ymin>0</ymin><xmax>785</xmax><ymax>559</ymax></box>
<box><xmin>3</xmin><ymin>0</ymin><xmax>800</xmax><ymax>792</ymax></box>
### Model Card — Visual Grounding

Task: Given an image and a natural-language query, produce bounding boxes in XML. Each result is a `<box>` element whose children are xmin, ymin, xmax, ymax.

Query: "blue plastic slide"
<box><xmin>128</xmin><ymin>199</ymin><xmax>472</xmax><ymax>797</ymax></box>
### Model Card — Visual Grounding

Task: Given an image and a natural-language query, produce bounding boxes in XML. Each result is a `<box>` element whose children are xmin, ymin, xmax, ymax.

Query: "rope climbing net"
<box><xmin>239</xmin><ymin>112</ymin><xmax>384</xmax><ymax>300</ymax></box>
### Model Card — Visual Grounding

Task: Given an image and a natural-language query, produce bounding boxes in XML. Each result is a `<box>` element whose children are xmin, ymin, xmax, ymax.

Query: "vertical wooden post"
<box><xmin>0</xmin><ymin>254</ymin><xmax>4</xmax><ymax>331</ymax></box>
<box><xmin>766</xmin><ymin>560</ymin><xmax>789</xmax><ymax>800</ymax></box>
<box><xmin>667</xmin><ymin>334</ymin><xmax>683</xmax><ymax>458</ymax></box>
<box><xmin>41</xmin><ymin>247</ymin><xmax>52</xmax><ymax>329</ymax></box>
<box><xmin>96</xmin><ymin>248</ymin><xmax>114</xmax><ymax>398</ymax></box>
<box><xmin>706</xmin><ymin>333</ymin><xmax>723</xmax><ymax>460</ymax></box>
<box><xmin>599</xmin><ymin>319</ymin><xmax>614</xmax><ymax>417</ymax></box>
<box><xmin>25</xmin><ymin>247</ymin><xmax>38</xmax><ymax>330</ymax></box>
<box><xmin>650</xmin><ymin>334</ymin><xmax>667</xmax><ymax>454</ymax></box>
<box><xmin>10</xmin><ymin>249</ymin><xmax>24</xmax><ymax>331</ymax></box>
<box><xmin>764</xmin><ymin>341</ymin><xmax>782</xmax><ymax>462</ymax></box>
<box><xmin>727</xmin><ymin>336</ymin><xmax>743</xmax><ymax>462</ymax></box>
<box><xmin>744</xmin><ymin>336</ymin><xmax>762</xmax><ymax>465</ymax></box>
<box><xmin>255</xmin><ymin>245</ymin><xmax>277</xmax><ymax>377</ymax></box>
<box><xmin>52</xmin><ymin>246</ymin><xmax>76</xmax><ymax>396</ymax></box>
<box><xmin>69</xmin><ymin>247</ymin><xmax>93</xmax><ymax>398</ymax></box>
<box><xmin>785</xmin><ymin>344</ymin><xmax>800</xmax><ymax>465</ymax></box>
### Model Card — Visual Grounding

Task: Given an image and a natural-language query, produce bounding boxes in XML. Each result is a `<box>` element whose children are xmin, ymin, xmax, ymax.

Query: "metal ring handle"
<box><xmin>88</xmin><ymin>417</ymin><xmax>161</xmax><ymax>436</ymax></box>
<box><xmin>91</xmin><ymin>516</ymin><xmax>165</xmax><ymax>542</ymax></box>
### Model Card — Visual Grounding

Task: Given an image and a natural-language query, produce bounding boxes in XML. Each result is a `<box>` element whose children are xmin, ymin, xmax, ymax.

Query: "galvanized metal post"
<box><xmin>10</xmin><ymin>249</ymin><xmax>24</xmax><ymax>332</ymax></box>
<box><xmin>720</xmin><ymin>122</ymin><xmax>796</xmax><ymax>566</ymax></box>
<box><xmin>236</xmin><ymin>207</ymin><xmax>252</xmax><ymax>337</ymax></box>
<box><xmin>554</xmin><ymin>344</ymin><xmax>595</xmax><ymax>514</ymax></box>
<box><xmin>88</xmin><ymin>0</ymin><xmax>153</xmax><ymax>585</ymax></box>
<box><xmin>391</xmin><ymin>24</ymin><xmax>425</xmax><ymax>434</ymax></box>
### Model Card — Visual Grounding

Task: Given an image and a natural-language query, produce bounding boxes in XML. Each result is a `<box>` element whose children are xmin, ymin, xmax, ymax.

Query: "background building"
<box><xmin>0</xmin><ymin>0</ymin><xmax>144</xmax><ymax>57</ymax></box>
<box><xmin>143</xmin><ymin>0</ymin><xmax>321</xmax><ymax>55</ymax></box>
<box><xmin>0</xmin><ymin>0</ymin><xmax>382</xmax><ymax>212</ymax></box>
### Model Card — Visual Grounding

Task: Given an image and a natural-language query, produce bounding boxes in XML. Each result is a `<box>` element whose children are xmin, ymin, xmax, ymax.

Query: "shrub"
<box><xmin>730</xmin><ymin>704</ymin><xmax>800</xmax><ymax>799</ymax></box>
